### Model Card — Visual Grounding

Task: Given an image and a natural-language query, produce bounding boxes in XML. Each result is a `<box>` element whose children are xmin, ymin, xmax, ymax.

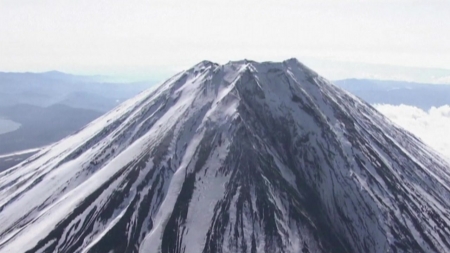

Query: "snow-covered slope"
<box><xmin>1</xmin><ymin>59</ymin><xmax>450</xmax><ymax>253</ymax></box>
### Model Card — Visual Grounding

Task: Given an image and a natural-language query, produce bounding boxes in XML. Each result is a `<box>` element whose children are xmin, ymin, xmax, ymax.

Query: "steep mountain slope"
<box><xmin>1</xmin><ymin>59</ymin><xmax>450</xmax><ymax>253</ymax></box>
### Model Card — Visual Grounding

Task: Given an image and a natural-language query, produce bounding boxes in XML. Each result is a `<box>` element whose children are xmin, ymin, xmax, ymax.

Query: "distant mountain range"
<box><xmin>334</xmin><ymin>79</ymin><xmax>450</xmax><ymax>110</ymax></box>
<box><xmin>0</xmin><ymin>71</ymin><xmax>153</xmax><ymax>159</ymax></box>
<box><xmin>0</xmin><ymin>71</ymin><xmax>152</xmax><ymax>111</ymax></box>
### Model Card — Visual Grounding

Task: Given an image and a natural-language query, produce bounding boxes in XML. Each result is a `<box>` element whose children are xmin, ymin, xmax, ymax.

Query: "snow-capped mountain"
<box><xmin>1</xmin><ymin>59</ymin><xmax>450</xmax><ymax>253</ymax></box>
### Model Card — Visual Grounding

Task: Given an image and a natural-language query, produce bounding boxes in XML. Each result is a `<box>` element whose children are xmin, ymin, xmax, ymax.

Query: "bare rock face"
<box><xmin>1</xmin><ymin>59</ymin><xmax>450</xmax><ymax>253</ymax></box>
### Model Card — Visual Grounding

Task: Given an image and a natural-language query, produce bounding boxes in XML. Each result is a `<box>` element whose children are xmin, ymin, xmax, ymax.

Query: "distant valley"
<box><xmin>0</xmin><ymin>71</ymin><xmax>153</xmax><ymax>170</ymax></box>
<box><xmin>0</xmin><ymin>118</ymin><xmax>21</xmax><ymax>135</ymax></box>
<box><xmin>0</xmin><ymin>104</ymin><xmax>102</xmax><ymax>154</ymax></box>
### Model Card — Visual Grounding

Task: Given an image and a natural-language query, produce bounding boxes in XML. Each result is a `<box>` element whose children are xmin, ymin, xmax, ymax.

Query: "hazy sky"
<box><xmin>1</xmin><ymin>0</ymin><xmax>450</xmax><ymax>81</ymax></box>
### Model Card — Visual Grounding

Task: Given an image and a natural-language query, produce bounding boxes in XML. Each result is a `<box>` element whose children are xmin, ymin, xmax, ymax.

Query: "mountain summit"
<box><xmin>1</xmin><ymin>59</ymin><xmax>450</xmax><ymax>253</ymax></box>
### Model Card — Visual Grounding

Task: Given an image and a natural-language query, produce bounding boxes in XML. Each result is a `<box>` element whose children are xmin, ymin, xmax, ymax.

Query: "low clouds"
<box><xmin>436</xmin><ymin>76</ymin><xmax>450</xmax><ymax>84</ymax></box>
<box><xmin>375</xmin><ymin>104</ymin><xmax>450</xmax><ymax>161</ymax></box>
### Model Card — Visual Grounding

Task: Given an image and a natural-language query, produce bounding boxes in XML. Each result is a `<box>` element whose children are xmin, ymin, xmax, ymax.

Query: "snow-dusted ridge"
<box><xmin>1</xmin><ymin>59</ymin><xmax>450</xmax><ymax>253</ymax></box>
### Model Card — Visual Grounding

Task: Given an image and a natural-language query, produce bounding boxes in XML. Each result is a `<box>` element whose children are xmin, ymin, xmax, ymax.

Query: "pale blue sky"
<box><xmin>1</xmin><ymin>0</ymin><xmax>450</xmax><ymax>82</ymax></box>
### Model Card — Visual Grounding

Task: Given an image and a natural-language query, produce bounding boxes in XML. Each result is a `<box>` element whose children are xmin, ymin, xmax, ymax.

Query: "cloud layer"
<box><xmin>375</xmin><ymin>104</ymin><xmax>450</xmax><ymax>161</ymax></box>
